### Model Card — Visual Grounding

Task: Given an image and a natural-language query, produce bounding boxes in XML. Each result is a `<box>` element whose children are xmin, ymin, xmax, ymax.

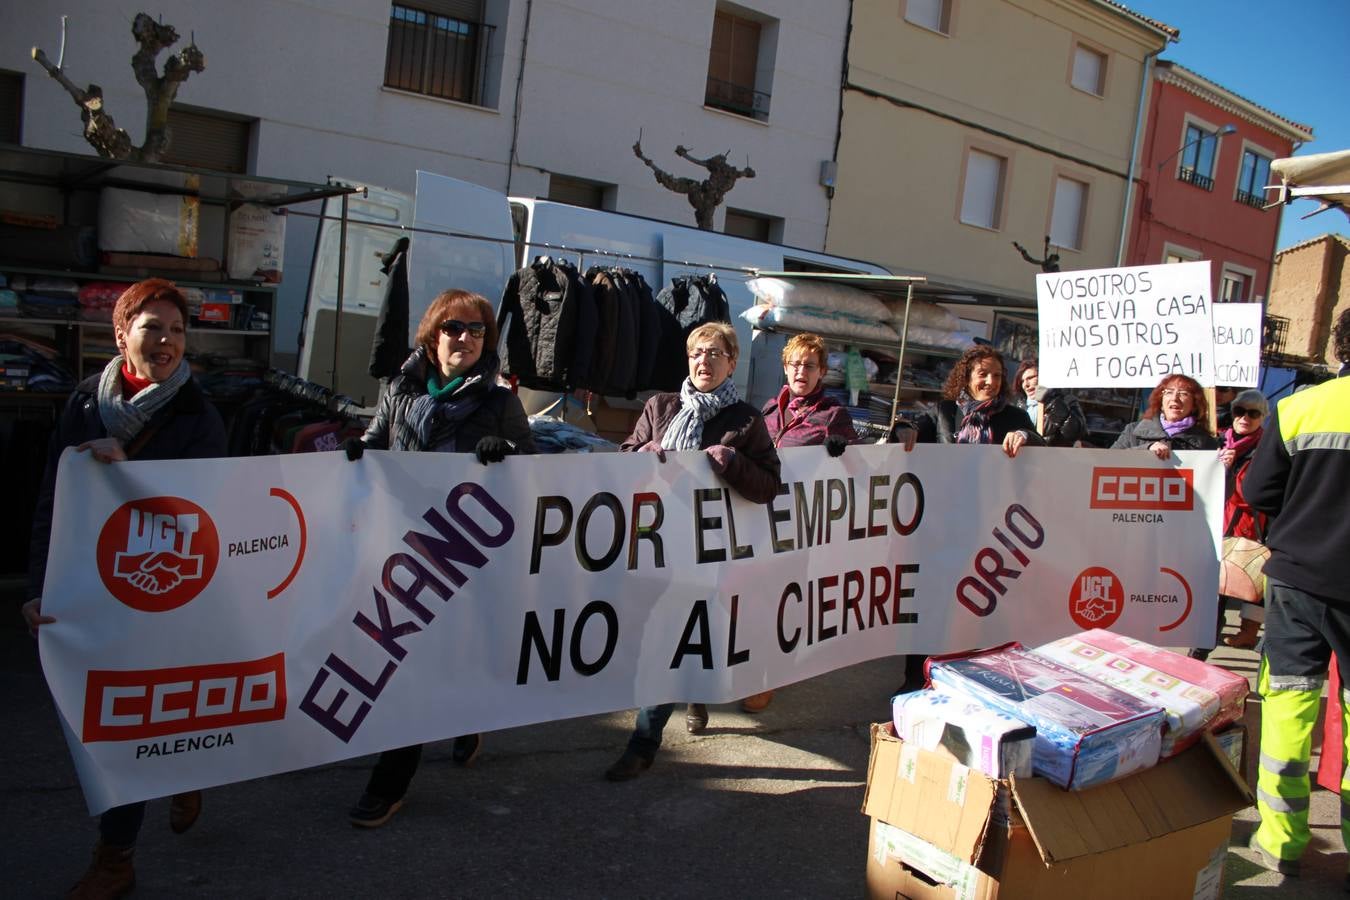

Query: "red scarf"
<box><xmin>121</xmin><ymin>363</ymin><xmax>153</xmax><ymax>396</ymax></box>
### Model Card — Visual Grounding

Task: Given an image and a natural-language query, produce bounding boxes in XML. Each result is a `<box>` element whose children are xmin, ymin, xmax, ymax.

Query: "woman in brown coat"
<box><xmin>604</xmin><ymin>322</ymin><xmax>781</xmax><ymax>780</ymax></box>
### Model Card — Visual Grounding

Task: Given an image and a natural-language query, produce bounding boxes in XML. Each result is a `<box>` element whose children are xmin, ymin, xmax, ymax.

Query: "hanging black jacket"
<box><xmin>627</xmin><ymin>271</ymin><xmax>662</xmax><ymax>392</ymax></box>
<box><xmin>368</xmin><ymin>237</ymin><xmax>410</xmax><ymax>379</ymax></box>
<box><xmin>498</xmin><ymin>257</ymin><xmax>581</xmax><ymax>391</ymax></box>
<box><xmin>653</xmin><ymin>275</ymin><xmax>731</xmax><ymax>389</ymax></box>
<box><xmin>586</xmin><ymin>267</ymin><xmax>638</xmax><ymax>396</ymax></box>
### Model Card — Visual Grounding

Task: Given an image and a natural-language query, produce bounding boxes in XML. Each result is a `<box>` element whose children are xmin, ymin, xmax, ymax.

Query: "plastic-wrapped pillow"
<box><xmin>883</xmin><ymin>297</ymin><xmax>961</xmax><ymax>331</ymax></box>
<box><xmin>747</xmin><ymin>305</ymin><xmax>899</xmax><ymax>345</ymax></box>
<box><xmin>747</xmin><ymin>277</ymin><xmax>891</xmax><ymax>322</ymax></box>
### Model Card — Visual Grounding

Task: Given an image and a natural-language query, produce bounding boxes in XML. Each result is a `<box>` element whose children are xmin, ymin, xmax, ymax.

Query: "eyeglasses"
<box><xmin>688</xmin><ymin>347</ymin><xmax>729</xmax><ymax>361</ymax></box>
<box><xmin>785</xmin><ymin>361</ymin><xmax>820</xmax><ymax>372</ymax></box>
<box><xmin>1232</xmin><ymin>406</ymin><xmax>1264</xmax><ymax>419</ymax></box>
<box><xmin>439</xmin><ymin>319</ymin><xmax>487</xmax><ymax>340</ymax></box>
<box><xmin>1161</xmin><ymin>389</ymin><xmax>1193</xmax><ymax>399</ymax></box>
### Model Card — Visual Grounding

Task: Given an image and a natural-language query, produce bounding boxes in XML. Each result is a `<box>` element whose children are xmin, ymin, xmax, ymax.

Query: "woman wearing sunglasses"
<box><xmin>346</xmin><ymin>289</ymin><xmax>535</xmax><ymax>827</ymax></box>
<box><xmin>605</xmin><ymin>322</ymin><xmax>781</xmax><ymax>781</ymax></box>
<box><xmin>1216</xmin><ymin>390</ymin><xmax>1270</xmax><ymax>650</ymax></box>
<box><xmin>1111</xmin><ymin>374</ymin><xmax>1218</xmax><ymax>458</ymax></box>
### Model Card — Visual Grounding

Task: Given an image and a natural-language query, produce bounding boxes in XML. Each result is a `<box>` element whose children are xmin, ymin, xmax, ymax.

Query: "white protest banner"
<box><xmin>38</xmin><ymin>444</ymin><xmax>1222</xmax><ymax>813</ymax></box>
<box><xmin>1212</xmin><ymin>303</ymin><xmax>1263</xmax><ymax>387</ymax></box>
<box><xmin>1037</xmin><ymin>261</ymin><xmax>1215</xmax><ymax>388</ymax></box>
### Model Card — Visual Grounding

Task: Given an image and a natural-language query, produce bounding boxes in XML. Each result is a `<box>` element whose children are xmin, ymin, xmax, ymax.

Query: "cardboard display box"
<box><xmin>862</xmin><ymin>724</ymin><xmax>1252</xmax><ymax>899</ymax></box>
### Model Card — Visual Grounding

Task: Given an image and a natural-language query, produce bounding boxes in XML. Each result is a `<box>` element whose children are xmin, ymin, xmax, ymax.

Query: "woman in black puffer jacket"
<box><xmin>346</xmin><ymin>289</ymin><xmax>534</xmax><ymax>829</ymax></box>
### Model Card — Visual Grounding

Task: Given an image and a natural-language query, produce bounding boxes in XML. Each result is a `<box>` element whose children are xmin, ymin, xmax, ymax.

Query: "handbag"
<box><xmin>1218</xmin><ymin>502</ymin><xmax>1269</xmax><ymax>603</ymax></box>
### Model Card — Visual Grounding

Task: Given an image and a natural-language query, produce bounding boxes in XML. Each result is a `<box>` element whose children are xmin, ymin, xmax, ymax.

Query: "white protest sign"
<box><xmin>1212</xmin><ymin>303</ymin><xmax>1263</xmax><ymax>387</ymax></box>
<box><xmin>1037</xmin><ymin>261</ymin><xmax>1215</xmax><ymax>388</ymax></box>
<box><xmin>37</xmin><ymin>444</ymin><xmax>1222</xmax><ymax>813</ymax></box>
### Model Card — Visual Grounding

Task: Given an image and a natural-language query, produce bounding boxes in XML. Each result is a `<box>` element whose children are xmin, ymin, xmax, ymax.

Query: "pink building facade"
<box><xmin>1126</xmin><ymin>61</ymin><xmax>1312</xmax><ymax>303</ymax></box>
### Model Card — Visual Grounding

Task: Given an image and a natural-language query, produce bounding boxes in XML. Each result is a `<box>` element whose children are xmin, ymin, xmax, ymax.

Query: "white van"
<box><xmin>300</xmin><ymin>171</ymin><xmax>889</xmax><ymax>409</ymax></box>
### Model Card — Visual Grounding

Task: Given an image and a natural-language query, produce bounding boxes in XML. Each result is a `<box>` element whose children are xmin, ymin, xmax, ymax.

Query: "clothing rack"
<box><xmin>285</xmin><ymin>209</ymin><xmax>759</xmax><ymax>280</ymax></box>
<box><xmin>264</xmin><ymin>369</ymin><xmax>362</xmax><ymax>420</ymax></box>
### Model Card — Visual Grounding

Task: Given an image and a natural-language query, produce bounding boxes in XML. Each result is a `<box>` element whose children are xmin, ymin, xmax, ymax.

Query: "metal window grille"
<box><xmin>384</xmin><ymin>4</ymin><xmax>493</xmax><ymax>105</ymax></box>
<box><xmin>704</xmin><ymin>76</ymin><xmax>771</xmax><ymax>121</ymax></box>
<box><xmin>1177</xmin><ymin>167</ymin><xmax>1214</xmax><ymax>191</ymax></box>
<box><xmin>1235</xmin><ymin>189</ymin><xmax>1267</xmax><ymax>209</ymax></box>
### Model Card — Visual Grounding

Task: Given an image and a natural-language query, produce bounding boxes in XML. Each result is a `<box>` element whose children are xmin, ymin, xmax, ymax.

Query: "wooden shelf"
<box><xmin>1</xmin><ymin>264</ymin><xmax>279</xmax><ymax>293</ymax></box>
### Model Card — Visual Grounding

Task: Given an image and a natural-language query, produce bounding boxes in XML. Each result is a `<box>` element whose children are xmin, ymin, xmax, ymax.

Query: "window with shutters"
<box><xmin>162</xmin><ymin>106</ymin><xmax>253</xmax><ymax>174</ymax></box>
<box><xmin>958</xmin><ymin>146</ymin><xmax>1009</xmax><ymax>231</ymax></box>
<box><xmin>902</xmin><ymin>0</ymin><xmax>953</xmax><ymax>35</ymax></box>
<box><xmin>1069</xmin><ymin>42</ymin><xmax>1107</xmax><ymax>97</ymax></box>
<box><xmin>384</xmin><ymin>1</ymin><xmax>495</xmax><ymax>105</ymax></box>
<box><xmin>1048</xmin><ymin>175</ymin><xmax>1088</xmax><ymax>251</ymax></box>
<box><xmin>0</xmin><ymin>70</ymin><xmax>22</xmax><ymax>144</ymax></box>
<box><xmin>705</xmin><ymin>5</ymin><xmax>776</xmax><ymax>122</ymax></box>
<box><xmin>723</xmin><ymin>208</ymin><xmax>781</xmax><ymax>243</ymax></box>
<box><xmin>548</xmin><ymin>174</ymin><xmax>615</xmax><ymax>211</ymax></box>
<box><xmin>1220</xmin><ymin>265</ymin><xmax>1256</xmax><ymax>302</ymax></box>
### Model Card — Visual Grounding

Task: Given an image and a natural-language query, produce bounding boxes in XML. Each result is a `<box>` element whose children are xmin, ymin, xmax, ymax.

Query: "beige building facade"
<box><xmin>826</xmin><ymin>0</ymin><xmax>1173</xmax><ymax>306</ymax></box>
<box><xmin>1268</xmin><ymin>234</ymin><xmax>1350</xmax><ymax>368</ymax></box>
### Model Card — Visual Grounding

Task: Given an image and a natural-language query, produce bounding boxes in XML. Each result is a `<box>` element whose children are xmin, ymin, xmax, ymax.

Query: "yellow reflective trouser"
<box><xmin>1254</xmin><ymin>655</ymin><xmax>1350</xmax><ymax>862</ymax></box>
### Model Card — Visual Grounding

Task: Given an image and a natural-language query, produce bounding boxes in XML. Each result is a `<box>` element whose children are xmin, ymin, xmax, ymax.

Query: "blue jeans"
<box><xmin>627</xmin><ymin>703</ymin><xmax>678</xmax><ymax>758</ymax></box>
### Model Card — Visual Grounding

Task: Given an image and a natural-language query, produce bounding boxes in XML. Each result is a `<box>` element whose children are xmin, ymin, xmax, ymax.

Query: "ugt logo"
<box><xmin>1069</xmin><ymin>566</ymin><xmax>1124</xmax><ymax>630</ymax></box>
<box><xmin>96</xmin><ymin>497</ymin><xmax>220</xmax><ymax>612</ymax></box>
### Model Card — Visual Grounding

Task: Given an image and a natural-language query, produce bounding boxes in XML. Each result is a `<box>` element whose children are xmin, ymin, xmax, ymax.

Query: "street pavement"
<box><xmin>2</xmin><ymin>608</ymin><xmax>1343</xmax><ymax>898</ymax></box>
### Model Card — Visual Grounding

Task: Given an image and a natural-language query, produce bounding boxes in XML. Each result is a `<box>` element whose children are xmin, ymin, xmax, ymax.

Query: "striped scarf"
<box><xmin>96</xmin><ymin>355</ymin><xmax>190</xmax><ymax>444</ymax></box>
<box><xmin>954</xmin><ymin>392</ymin><xmax>1007</xmax><ymax>445</ymax></box>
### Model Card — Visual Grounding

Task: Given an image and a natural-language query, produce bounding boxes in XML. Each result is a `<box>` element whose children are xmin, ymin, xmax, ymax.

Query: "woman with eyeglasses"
<box><xmin>1111</xmin><ymin>374</ymin><xmax>1218</xmax><ymax>458</ymax></box>
<box><xmin>1216</xmin><ymin>389</ymin><xmax>1270</xmax><ymax>650</ymax></box>
<box><xmin>345</xmin><ymin>288</ymin><xmax>535</xmax><ymax>827</ymax></box>
<box><xmin>604</xmin><ymin>322</ymin><xmax>781</xmax><ymax>781</ymax></box>
<box><xmin>737</xmin><ymin>332</ymin><xmax>856</xmax><ymax>714</ymax></box>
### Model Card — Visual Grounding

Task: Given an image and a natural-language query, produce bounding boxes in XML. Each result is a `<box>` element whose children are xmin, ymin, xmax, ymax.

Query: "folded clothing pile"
<box><xmin>1034</xmin><ymin>629</ymin><xmax>1248</xmax><ymax>756</ymax></box>
<box><xmin>528</xmin><ymin>416</ymin><xmax>620</xmax><ymax>454</ymax></box>
<box><xmin>78</xmin><ymin>282</ymin><xmax>129</xmax><ymax>322</ymax></box>
<box><xmin>10</xmin><ymin>276</ymin><xmax>80</xmax><ymax>319</ymax></box>
<box><xmin>927</xmin><ymin>643</ymin><xmax>1165</xmax><ymax>790</ymax></box>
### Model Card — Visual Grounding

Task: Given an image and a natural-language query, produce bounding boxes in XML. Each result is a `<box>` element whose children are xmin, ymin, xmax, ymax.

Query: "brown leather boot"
<box><xmin>169</xmin><ymin>789</ymin><xmax>202</xmax><ymax>834</ymax></box>
<box><xmin>68</xmin><ymin>841</ymin><xmax>135</xmax><ymax>900</ymax></box>
<box><xmin>741</xmin><ymin>690</ymin><xmax>774</xmax><ymax>713</ymax></box>
<box><xmin>1223</xmin><ymin>617</ymin><xmax>1262</xmax><ymax>650</ymax></box>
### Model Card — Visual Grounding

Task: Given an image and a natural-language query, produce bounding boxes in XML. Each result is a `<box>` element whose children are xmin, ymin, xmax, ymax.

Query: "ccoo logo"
<box><xmin>96</xmin><ymin>497</ymin><xmax>220</xmax><ymax>612</ymax></box>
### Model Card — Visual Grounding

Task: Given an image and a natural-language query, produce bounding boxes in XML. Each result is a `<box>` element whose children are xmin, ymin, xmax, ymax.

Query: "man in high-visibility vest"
<box><xmin>1244</xmin><ymin>307</ymin><xmax>1350</xmax><ymax>879</ymax></box>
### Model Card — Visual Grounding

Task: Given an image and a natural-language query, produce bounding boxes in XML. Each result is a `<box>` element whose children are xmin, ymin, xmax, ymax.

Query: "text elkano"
<box><xmin>298</xmin><ymin>474</ymin><xmax>1042</xmax><ymax>744</ymax></box>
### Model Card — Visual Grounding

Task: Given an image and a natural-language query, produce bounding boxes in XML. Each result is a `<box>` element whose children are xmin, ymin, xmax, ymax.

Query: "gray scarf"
<box><xmin>661</xmin><ymin>377</ymin><xmax>740</xmax><ymax>451</ymax></box>
<box><xmin>97</xmin><ymin>356</ymin><xmax>191</xmax><ymax>444</ymax></box>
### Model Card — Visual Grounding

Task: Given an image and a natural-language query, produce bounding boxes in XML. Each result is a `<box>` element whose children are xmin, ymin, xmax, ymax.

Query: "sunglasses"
<box><xmin>439</xmin><ymin>319</ymin><xmax>487</xmax><ymax>339</ymax></box>
<box><xmin>1232</xmin><ymin>406</ymin><xmax>1264</xmax><ymax>419</ymax></box>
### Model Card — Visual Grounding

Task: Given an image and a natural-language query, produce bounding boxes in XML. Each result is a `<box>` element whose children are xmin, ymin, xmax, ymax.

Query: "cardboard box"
<box><xmin>862</xmin><ymin>724</ymin><xmax>1251</xmax><ymax>900</ymax></box>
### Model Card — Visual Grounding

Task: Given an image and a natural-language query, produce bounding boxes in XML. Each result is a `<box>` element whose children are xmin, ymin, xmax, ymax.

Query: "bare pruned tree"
<box><xmin>31</xmin><ymin>13</ymin><xmax>206</xmax><ymax>162</ymax></box>
<box><xmin>633</xmin><ymin>135</ymin><xmax>755</xmax><ymax>230</ymax></box>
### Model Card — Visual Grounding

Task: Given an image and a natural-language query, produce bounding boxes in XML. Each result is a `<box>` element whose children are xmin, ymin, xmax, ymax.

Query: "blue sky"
<box><xmin>1124</xmin><ymin>0</ymin><xmax>1350</xmax><ymax>251</ymax></box>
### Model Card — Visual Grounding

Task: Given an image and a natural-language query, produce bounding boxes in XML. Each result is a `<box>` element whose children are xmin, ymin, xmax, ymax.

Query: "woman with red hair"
<box><xmin>1111</xmin><ymin>374</ymin><xmax>1218</xmax><ymax>458</ymax></box>
<box><xmin>23</xmin><ymin>278</ymin><xmax>225</xmax><ymax>898</ymax></box>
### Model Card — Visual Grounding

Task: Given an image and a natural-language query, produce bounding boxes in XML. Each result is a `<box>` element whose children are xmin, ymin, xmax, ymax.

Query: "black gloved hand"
<box><xmin>343</xmin><ymin>437</ymin><xmax>365</xmax><ymax>461</ymax></box>
<box><xmin>824</xmin><ymin>435</ymin><xmax>848</xmax><ymax>458</ymax></box>
<box><xmin>475</xmin><ymin>435</ymin><xmax>516</xmax><ymax>465</ymax></box>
